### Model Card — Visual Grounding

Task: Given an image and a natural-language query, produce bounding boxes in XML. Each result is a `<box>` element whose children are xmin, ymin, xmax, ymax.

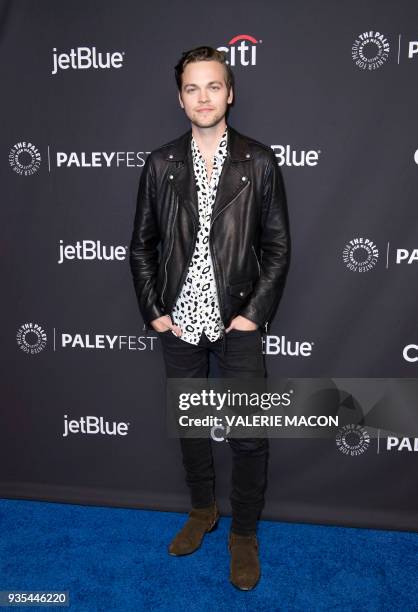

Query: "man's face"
<box><xmin>178</xmin><ymin>60</ymin><xmax>233</xmax><ymax>129</ymax></box>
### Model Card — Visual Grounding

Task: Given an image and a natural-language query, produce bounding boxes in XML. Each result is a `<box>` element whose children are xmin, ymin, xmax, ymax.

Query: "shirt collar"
<box><xmin>191</xmin><ymin>126</ymin><xmax>228</xmax><ymax>163</ymax></box>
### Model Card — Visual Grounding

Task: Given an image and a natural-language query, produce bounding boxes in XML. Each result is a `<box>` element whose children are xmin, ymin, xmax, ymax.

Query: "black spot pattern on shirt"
<box><xmin>171</xmin><ymin>127</ymin><xmax>228</xmax><ymax>345</ymax></box>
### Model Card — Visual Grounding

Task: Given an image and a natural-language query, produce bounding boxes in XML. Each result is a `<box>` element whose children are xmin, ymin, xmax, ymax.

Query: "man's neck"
<box><xmin>191</xmin><ymin>121</ymin><xmax>227</xmax><ymax>159</ymax></box>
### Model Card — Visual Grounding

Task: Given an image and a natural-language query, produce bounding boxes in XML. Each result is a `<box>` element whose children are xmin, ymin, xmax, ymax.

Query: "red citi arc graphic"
<box><xmin>228</xmin><ymin>34</ymin><xmax>258</xmax><ymax>45</ymax></box>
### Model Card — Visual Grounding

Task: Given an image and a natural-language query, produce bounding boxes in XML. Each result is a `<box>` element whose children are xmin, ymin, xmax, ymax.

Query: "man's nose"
<box><xmin>198</xmin><ymin>90</ymin><xmax>210</xmax><ymax>103</ymax></box>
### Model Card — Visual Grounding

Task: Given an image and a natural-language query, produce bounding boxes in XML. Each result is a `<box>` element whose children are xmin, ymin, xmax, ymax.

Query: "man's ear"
<box><xmin>178</xmin><ymin>91</ymin><xmax>184</xmax><ymax>109</ymax></box>
<box><xmin>228</xmin><ymin>87</ymin><xmax>234</xmax><ymax>105</ymax></box>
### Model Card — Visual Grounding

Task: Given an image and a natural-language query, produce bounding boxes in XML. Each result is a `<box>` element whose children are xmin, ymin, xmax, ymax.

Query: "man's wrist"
<box><xmin>236</xmin><ymin>312</ymin><xmax>262</xmax><ymax>328</ymax></box>
<box><xmin>233</xmin><ymin>314</ymin><xmax>259</xmax><ymax>329</ymax></box>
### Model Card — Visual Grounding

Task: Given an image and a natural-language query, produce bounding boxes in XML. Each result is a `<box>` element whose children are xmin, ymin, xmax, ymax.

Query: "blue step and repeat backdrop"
<box><xmin>1</xmin><ymin>0</ymin><xmax>418</xmax><ymax>531</ymax></box>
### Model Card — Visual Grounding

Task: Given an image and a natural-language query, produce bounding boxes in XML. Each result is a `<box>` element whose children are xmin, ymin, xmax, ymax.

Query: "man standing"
<box><xmin>129</xmin><ymin>46</ymin><xmax>290</xmax><ymax>590</ymax></box>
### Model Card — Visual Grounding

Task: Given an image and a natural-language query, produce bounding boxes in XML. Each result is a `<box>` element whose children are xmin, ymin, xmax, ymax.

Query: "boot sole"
<box><xmin>168</xmin><ymin>513</ymin><xmax>220</xmax><ymax>556</ymax></box>
<box><xmin>229</xmin><ymin>575</ymin><xmax>261</xmax><ymax>591</ymax></box>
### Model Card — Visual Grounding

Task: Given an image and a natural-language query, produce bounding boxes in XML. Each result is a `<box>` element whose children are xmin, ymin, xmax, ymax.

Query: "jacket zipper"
<box><xmin>169</xmin><ymin>217</ymin><xmax>198</xmax><ymax>312</ymax></box>
<box><xmin>208</xmin><ymin>181</ymin><xmax>250</xmax><ymax>334</ymax></box>
<box><xmin>161</xmin><ymin>201</ymin><xmax>178</xmax><ymax>307</ymax></box>
<box><xmin>252</xmin><ymin>247</ymin><xmax>269</xmax><ymax>334</ymax></box>
<box><xmin>252</xmin><ymin>245</ymin><xmax>261</xmax><ymax>277</ymax></box>
<box><xmin>209</xmin><ymin>238</ymin><xmax>225</xmax><ymax>335</ymax></box>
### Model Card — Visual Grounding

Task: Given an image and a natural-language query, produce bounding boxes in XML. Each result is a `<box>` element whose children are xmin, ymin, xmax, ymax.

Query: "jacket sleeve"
<box><xmin>238</xmin><ymin>148</ymin><xmax>291</xmax><ymax>328</ymax></box>
<box><xmin>129</xmin><ymin>154</ymin><xmax>165</xmax><ymax>327</ymax></box>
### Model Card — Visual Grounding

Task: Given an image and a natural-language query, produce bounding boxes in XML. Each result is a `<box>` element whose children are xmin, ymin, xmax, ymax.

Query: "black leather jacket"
<box><xmin>129</xmin><ymin>124</ymin><xmax>291</xmax><ymax>335</ymax></box>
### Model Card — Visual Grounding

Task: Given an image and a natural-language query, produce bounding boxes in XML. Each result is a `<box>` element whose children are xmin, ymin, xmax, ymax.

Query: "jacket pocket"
<box><xmin>228</xmin><ymin>280</ymin><xmax>253</xmax><ymax>299</ymax></box>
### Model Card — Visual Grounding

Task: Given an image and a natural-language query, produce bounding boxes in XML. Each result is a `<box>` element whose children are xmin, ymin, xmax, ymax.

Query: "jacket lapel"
<box><xmin>165</xmin><ymin>125</ymin><xmax>251</xmax><ymax>225</ymax></box>
<box><xmin>211</xmin><ymin>155</ymin><xmax>249</xmax><ymax>224</ymax></box>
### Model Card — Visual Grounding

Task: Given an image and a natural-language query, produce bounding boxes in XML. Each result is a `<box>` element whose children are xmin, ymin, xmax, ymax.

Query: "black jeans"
<box><xmin>157</xmin><ymin>327</ymin><xmax>269</xmax><ymax>536</ymax></box>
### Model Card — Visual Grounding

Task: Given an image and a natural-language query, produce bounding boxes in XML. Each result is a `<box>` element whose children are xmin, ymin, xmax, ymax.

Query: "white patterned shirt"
<box><xmin>171</xmin><ymin>127</ymin><xmax>228</xmax><ymax>345</ymax></box>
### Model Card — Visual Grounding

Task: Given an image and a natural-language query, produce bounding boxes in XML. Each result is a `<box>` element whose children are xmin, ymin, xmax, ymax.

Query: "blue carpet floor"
<box><xmin>0</xmin><ymin>499</ymin><xmax>417</xmax><ymax>611</ymax></box>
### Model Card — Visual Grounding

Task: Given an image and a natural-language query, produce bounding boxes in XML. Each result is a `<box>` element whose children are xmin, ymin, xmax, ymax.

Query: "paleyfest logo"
<box><xmin>16</xmin><ymin>323</ymin><xmax>47</xmax><ymax>354</ymax></box>
<box><xmin>336</xmin><ymin>424</ymin><xmax>370</xmax><ymax>456</ymax></box>
<box><xmin>10</xmin><ymin>143</ymin><xmax>149</xmax><ymax>174</ymax></box>
<box><xmin>342</xmin><ymin>237</ymin><xmax>379</xmax><ymax>272</ymax></box>
<box><xmin>9</xmin><ymin>142</ymin><xmax>41</xmax><ymax>175</ymax></box>
<box><xmin>217</xmin><ymin>34</ymin><xmax>261</xmax><ymax>66</ymax></box>
<box><xmin>352</xmin><ymin>30</ymin><xmax>390</xmax><ymax>70</ymax></box>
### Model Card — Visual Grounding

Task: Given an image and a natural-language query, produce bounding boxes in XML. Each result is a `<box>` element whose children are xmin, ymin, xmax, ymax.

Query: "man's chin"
<box><xmin>190</xmin><ymin>114</ymin><xmax>225</xmax><ymax>129</ymax></box>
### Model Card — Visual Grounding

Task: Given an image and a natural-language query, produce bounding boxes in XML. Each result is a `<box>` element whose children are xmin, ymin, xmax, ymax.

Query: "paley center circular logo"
<box><xmin>16</xmin><ymin>323</ymin><xmax>47</xmax><ymax>354</ymax></box>
<box><xmin>342</xmin><ymin>237</ymin><xmax>379</xmax><ymax>272</ymax></box>
<box><xmin>336</xmin><ymin>424</ymin><xmax>370</xmax><ymax>456</ymax></box>
<box><xmin>9</xmin><ymin>141</ymin><xmax>41</xmax><ymax>176</ymax></box>
<box><xmin>352</xmin><ymin>30</ymin><xmax>390</xmax><ymax>70</ymax></box>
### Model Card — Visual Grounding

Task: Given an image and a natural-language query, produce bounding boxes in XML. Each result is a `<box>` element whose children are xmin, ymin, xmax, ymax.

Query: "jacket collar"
<box><xmin>166</xmin><ymin>124</ymin><xmax>251</xmax><ymax>225</ymax></box>
<box><xmin>163</xmin><ymin>124</ymin><xmax>251</xmax><ymax>162</ymax></box>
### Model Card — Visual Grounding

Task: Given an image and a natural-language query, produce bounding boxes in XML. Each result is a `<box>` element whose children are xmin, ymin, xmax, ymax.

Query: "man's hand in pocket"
<box><xmin>225</xmin><ymin>315</ymin><xmax>258</xmax><ymax>333</ymax></box>
<box><xmin>150</xmin><ymin>315</ymin><xmax>182</xmax><ymax>336</ymax></box>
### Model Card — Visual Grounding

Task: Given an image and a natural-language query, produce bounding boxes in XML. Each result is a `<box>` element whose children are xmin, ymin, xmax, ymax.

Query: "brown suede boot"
<box><xmin>168</xmin><ymin>501</ymin><xmax>220</xmax><ymax>556</ymax></box>
<box><xmin>228</xmin><ymin>532</ymin><xmax>260</xmax><ymax>590</ymax></box>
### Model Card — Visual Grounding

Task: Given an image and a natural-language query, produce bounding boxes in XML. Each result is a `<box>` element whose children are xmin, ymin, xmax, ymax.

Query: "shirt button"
<box><xmin>245</xmin><ymin>153</ymin><xmax>250</xmax><ymax>158</ymax></box>
<box><xmin>169</xmin><ymin>174</ymin><xmax>173</xmax><ymax>179</ymax></box>
<box><xmin>242</xmin><ymin>176</ymin><xmax>247</xmax><ymax>181</ymax></box>
<box><xmin>239</xmin><ymin>291</ymin><xmax>244</xmax><ymax>296</ymax></box>
<box><xmin>168</xmin><ymin>154</ymin><xmax>173</xmax><ymax>159</ymax></box>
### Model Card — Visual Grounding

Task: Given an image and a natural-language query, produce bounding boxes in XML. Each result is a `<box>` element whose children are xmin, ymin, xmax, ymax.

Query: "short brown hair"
<box><xmin>174</xmin><ymin>45</ymin><xmax>234</xmax><ymax>94</ymax></box>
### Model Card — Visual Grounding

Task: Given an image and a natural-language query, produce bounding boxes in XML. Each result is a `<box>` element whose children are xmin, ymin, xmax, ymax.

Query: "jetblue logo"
<box><xmin>63</xmin><ymin>415</ymin><xmax>130</xmax><ymax>437</ymax></box>
<box><xmin>263</xmin><ymin>335</ymin><xmax>314</xmax><ymax>357</ymax></box>
<box><xmin>271</xmin><ymin>145</ymin><xmax>321</xmax><ymax>167</ymax></box>
<box><xmin>58</xmin><ymin>240</ymin><xmax>127</xmax><ymax>264</ymax></box>
<box><xmin>52</xmin><ymin>46</ymin><xmax>125</xmax><ymax>75</ymax></box>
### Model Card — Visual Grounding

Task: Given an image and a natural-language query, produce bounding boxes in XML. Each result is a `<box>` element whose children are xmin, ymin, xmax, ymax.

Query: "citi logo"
<box><xmin>63</xmin><ymin>415</ymin><xmax>130</xmax><ymax>437</ymax></box>
<box><xmin>217</xmin><ymin>34</ymin><xmax>261</xmax><ymax>66</ymax></box>
<box><xmin>58</xmin><ymin>240</ymin><xmax>127</xmax><ymax>263</ymax></box>
<box><xmin>52</xmin><ymin>46</ymin><xmax>125</xmax><ymax>75</ymax></box>
<box><xmin>263</xmin><ymin>335</ymin><xmax>314</xmax><ymax>357</ymax></box>
<box><xmin>271</xmin><ymin>145</ymin><xmax>321</xmax><ymax>167</ymax></box>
